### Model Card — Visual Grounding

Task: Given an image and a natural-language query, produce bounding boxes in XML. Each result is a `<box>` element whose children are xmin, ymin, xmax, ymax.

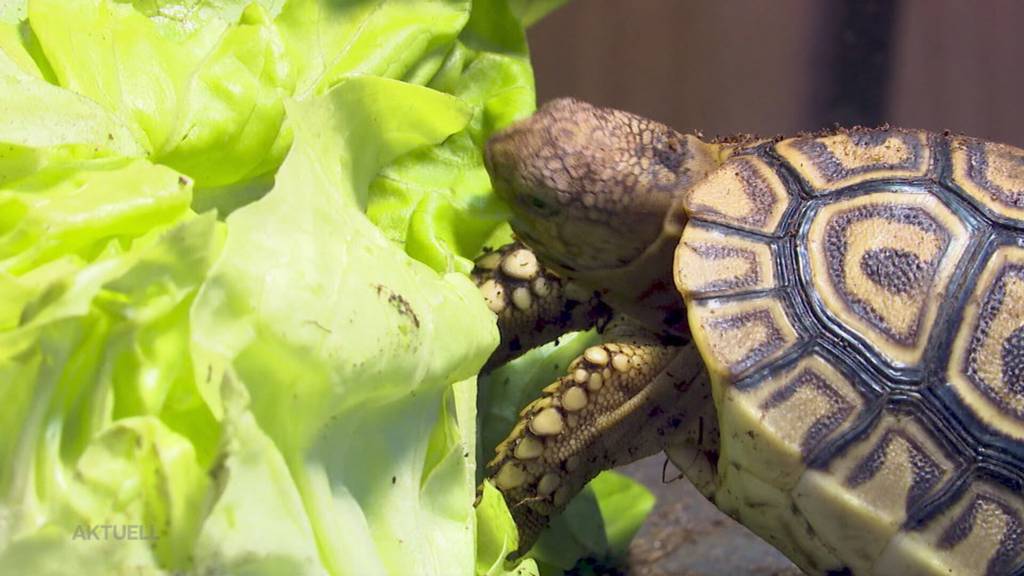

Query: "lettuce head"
<box><xmin>0</xmin><ymin>1</ymin><xmax>654</xmax><ymax>574</ymax></box>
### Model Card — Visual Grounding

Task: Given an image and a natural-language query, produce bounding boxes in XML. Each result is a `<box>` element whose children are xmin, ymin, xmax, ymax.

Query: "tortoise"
<box><xmin>472</xmin><ymin>98</ymin><xmax>1024</xmax><ymax>576</ymax></box>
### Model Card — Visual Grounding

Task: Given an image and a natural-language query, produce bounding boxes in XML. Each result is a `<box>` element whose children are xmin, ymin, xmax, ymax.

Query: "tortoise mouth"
<box><xmin>484</xmin><ymin>118</ymin><xmax>564</xmax><ymax>209</ymax></box>
<box><xmin>510</xmin><ymin>227</ymin><xmax>581</xmax><ymax>273</ymax></box>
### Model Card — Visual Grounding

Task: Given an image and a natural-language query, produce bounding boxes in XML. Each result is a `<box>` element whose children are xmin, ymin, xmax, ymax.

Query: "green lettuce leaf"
<box><xmin>0</xmin><ymin>0</ymin><xmax>651</xmax><ymax>574</ymax></box>
<box><xmin>0</xmin><ymin>46</ymin><xmax>142</xmax><ymax>183</ymax></box>
<box><xmin>366</xmin><ymin>0</ymin><xmax>534</xmax><ymax>274</ymax></box>
<box><xmin>475</xmin><ymin>481</ymin><xmax>539</xmax><ymax>576</ymax></box>
<box><xmin>189</xmin><ymin>77</ymin><xmax>494</xmax><ymax>575</ymax></box>
<box><xmin>0</xmin><ymin>209</ymin><xmax>223</xmax><ymax>575</ymax></box>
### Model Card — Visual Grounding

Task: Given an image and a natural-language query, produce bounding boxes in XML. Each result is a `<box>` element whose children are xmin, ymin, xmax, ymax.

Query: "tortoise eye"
<box><xmin>529</xmin><ymin>196</ymin><xmax>549</xmax><ymax>210</ymax></box>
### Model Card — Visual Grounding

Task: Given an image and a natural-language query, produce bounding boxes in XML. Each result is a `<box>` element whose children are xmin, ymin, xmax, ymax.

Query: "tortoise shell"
<box><xmin>673</xmin><ymin>129</ymin><xmax>1024</xmax><ymax>575</ymax></box>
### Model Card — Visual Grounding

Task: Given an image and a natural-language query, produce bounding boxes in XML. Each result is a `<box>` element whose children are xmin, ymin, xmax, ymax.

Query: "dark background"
<box><xmin>529</xmin><ymin>0</ymin><xmax>1024</xmax><ymax>145</ymax></box>
<box><xmin>526</xmin><ymin>2</ymin><xmax>1023</xmax><ymax>574</ymax></box>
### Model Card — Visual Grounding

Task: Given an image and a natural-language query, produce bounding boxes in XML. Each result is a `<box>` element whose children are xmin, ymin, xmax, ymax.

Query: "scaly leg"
<box><xmin>485</xmin><ymin>315</ymin><xmax>717</xmax><ymax>553</ymax></box>
<box><xmin>473</xmin><ymin>242</ymin><xmax>612</xmax><ymax>370</ymax></box>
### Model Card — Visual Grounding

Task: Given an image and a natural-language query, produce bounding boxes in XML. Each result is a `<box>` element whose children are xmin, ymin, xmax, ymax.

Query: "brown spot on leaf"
<box><xmin>374</xmin><ymin>284</ymin><xmax>420</xmax><ymax>329</ymax></box>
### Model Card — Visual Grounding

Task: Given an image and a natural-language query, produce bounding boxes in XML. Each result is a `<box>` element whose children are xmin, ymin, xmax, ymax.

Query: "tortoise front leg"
<box><xmin>473</xmin><ymin>242</ymin><xmax>612</xmax><ymax>370</ymax></box>
<box><xmin>485</xmin><ymin>316</ymin><xmax>717</xmax><ymax>554</ymax></box>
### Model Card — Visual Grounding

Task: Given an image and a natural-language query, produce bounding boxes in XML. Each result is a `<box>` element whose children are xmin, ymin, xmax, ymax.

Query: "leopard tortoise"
<box><xmin>472</xmin><ymin>98</ymin><xmax>1024</xmax><ymax>576</ymax></box>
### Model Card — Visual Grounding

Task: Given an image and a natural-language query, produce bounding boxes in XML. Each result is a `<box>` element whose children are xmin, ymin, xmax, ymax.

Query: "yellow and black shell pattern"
<box><xmin>674</xmin><ymin>128</ymin><xmax>1024</xmax><ymax>576</ymax></box>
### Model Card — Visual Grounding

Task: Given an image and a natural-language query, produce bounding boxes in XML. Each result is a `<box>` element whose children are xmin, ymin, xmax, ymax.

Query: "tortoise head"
<box><xmin>485</xmin><ymin>98</ymin><xmax>723</xmax><ymax>276</ymax></box>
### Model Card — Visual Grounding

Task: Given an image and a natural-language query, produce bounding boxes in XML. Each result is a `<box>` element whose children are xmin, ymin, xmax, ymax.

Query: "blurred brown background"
<box><xmin>526</xmin><ymin>2</ymin><xmax>1024</xmax><ymax>574</ymax></box>
<box><xmin>529</xmin><ymin>0</ymin><xmax>1024</xmax><ymax>146</ymax></box>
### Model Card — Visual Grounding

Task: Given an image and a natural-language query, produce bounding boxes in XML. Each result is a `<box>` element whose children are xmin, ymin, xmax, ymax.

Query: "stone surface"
<box><xmin>622</xmin><ymin>457</ymin><xmax>802</xmax><ymax>576</ymax></box>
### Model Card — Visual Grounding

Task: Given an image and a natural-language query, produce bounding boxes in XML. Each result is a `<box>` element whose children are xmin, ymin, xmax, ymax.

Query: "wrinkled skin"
<box><xmin>476</xmin><ymin>99</ymin><xmax>730</xmax><ymax>553</ymax></box>
<box><xmin>485</xmin><ymin>99</ymin><xmax>728</xmax><ymax>336</ymax></box>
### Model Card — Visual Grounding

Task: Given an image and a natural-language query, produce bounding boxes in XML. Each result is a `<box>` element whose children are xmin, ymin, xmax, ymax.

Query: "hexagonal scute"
<box><xmin>792</xmin><ymin>412</ymin><xmax>962</xmax><ymax>575</ymax></box>
<box><xmin>682</xmin><ymin>155</ymin><xmax>793</xmax><ymax>237</ymax></box>
<box><xmin>674</xmin><ymin>223</ymin><xmax>777</xmax><ymax>299</ymax></box>
<box><xmin>804</xmin><ymin>189</ymin><xmax>971</xmax><ymax>370</ymax></box>
<box><xmin>947</xmin><ymin>244</ymin><xmax>1024</xmax><ymax>442</ymax></box>
<box><xmin>717</xmin><ymin>353</ymin><xmax>870</xmax><ymax>490</ymax></box>
<box><xmin>875</xmin><ymin>480</ymin><xmax>1024</xmax><ymax>576</ymax></box>
<box><xmin>688</xmin><ymin>295</ymin><xmax>801</xmax><ymax>383</ymax></box>
<box><xmin>776</xmin><ymin>128</ymin><xmax>933</xmax><ymax>193</ymax></box>
<box><xmin>950</xmin><ymin>136</ymin><xmax>1024</xmax><ymax>225</ymax></box>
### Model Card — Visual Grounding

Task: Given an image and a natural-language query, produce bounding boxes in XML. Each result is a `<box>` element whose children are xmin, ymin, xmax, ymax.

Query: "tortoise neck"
<box><xmin>562</xmin><ymin>210</ymin><xmax>688</xmax><ymax>336</ymax></box>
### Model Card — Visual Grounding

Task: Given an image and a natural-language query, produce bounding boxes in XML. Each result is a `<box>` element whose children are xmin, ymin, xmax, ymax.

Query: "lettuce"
<box><xmin>0</xmin><ymin>1</ymin><xmax>652</xmax><ymax>574</ymax></box>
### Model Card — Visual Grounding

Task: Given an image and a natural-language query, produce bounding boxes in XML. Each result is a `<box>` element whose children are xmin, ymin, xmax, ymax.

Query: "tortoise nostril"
<box><xmin>655</xmin><ymin>135</ymin><xmax>687</xmax><ymax>172</ymax></box>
